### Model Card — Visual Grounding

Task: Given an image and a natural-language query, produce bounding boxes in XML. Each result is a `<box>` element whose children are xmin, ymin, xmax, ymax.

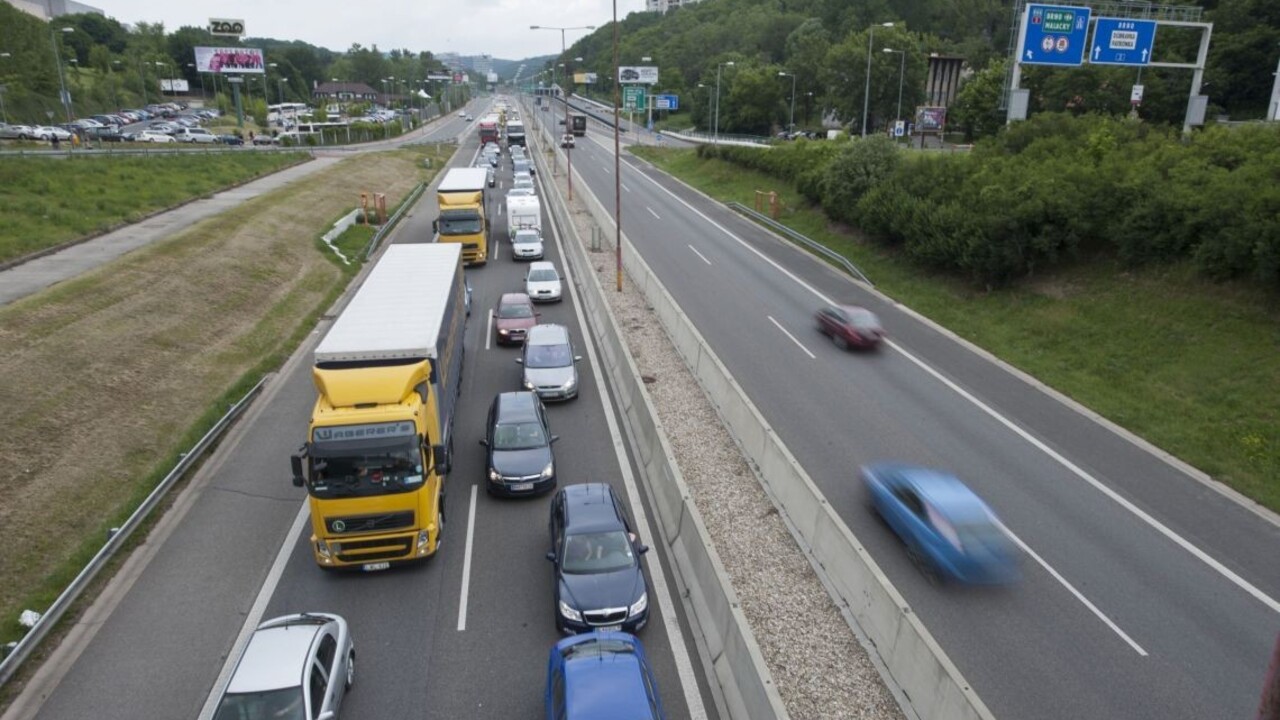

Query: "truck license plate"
<box><xmin>362</xmin><ymin>562</ymin><xmax>391</xmax><ymax>572</ymax></box>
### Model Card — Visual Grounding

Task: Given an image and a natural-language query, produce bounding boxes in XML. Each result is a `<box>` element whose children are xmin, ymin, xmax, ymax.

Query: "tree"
<box><xmin>724</xmin><ymin>62</ymin><xmax>785</xmax><ymax>134</ymax></box>
<box><xmin>949</xmin><ymin>58</ymin><xmax>1006</xmax><ymax>140</ymax></box>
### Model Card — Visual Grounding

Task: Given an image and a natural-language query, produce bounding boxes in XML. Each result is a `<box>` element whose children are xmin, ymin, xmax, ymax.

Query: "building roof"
<box><xmin>312</xmin><ymin>81</ymin><xmax>379</xmax><ymax>97</ymax></box>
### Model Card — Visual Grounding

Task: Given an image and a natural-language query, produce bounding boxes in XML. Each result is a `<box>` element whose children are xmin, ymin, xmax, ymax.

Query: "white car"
<box><xmin>512</xmin><ymin>173</ymin><xmax>535</xmax><ymax>193</ymax></box>
<box><xmin>138</xmin><ymin>131</ymin><xmax>176</xmax><ymax>143</ymax></box>
<box><xmin>36</xmin><ymin>126</ymin><xmax>73</xmax><ymax>142</ymax></box>
<box><xmin>174</xmin><ymin>127</ymin><xmax>217</xmax><ymax>143</ymax></box>
<box><xmin>525</xmin><ymin>261</ymin><xmax>562</xmax><ymax>303</ymax></box>
<box><xmin>459</xmin><ymin>110</ymin><xmax>467</xmax><ymax>117</ymax></box>
<box><xmin>0</xmin><ymin>124</ymin><xmax>37</xmax><ymax>139</ymax></box>
<box><xmin>512</xmin><ymin>229</ymin><xmax>544</xmax><ymax>260</ymax></box>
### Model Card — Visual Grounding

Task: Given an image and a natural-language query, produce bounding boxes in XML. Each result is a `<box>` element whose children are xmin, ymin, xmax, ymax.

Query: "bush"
<box><xmin>821</xmin><ymin>137</ymin><xmax>901</xmax><ymax>225</ymax></box>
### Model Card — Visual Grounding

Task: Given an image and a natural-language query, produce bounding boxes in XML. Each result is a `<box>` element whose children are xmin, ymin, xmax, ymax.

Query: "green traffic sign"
<box><xmin>623</xmin><ymin>86</ymin><xmax>646</xmax><ymax>111</ymax></box>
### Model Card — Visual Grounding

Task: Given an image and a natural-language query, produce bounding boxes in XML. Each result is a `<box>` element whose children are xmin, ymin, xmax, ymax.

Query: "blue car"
<box><xmin>862</xmin><ymin>463</ymin><xmax>1018</xmax><ymax>584</ymax></box>
<box><xmin>545</xmin><ymin>632</ymin><xmax>666</xmax><ymax>720</ymax></box>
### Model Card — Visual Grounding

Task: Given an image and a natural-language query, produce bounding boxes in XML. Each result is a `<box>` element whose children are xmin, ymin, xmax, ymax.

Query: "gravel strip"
<box><xmin>551</xmin><ymin>155</ymin><xmax>905</xmax><ymax>720</ymax></box>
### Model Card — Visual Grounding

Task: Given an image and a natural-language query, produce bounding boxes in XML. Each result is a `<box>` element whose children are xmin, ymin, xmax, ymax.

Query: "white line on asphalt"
<box><xmin>622</xmin><ymin>182</ymin><xmax>632</xmax><ymax>193</ymax></box>
<box><xmin>687</xmin><ymin>245</ymin><xmax>712</xmax><ymax>265</ymax></box>
<box><xmin>457</xmin><ymin>484</ymin><xmax>479</xmax><ymax>632</ymax></box>
<box><xmin>996</xmin><ymin>519</ymin><xmax>1148</xmax><ymax>655</ymax></box>
<box><xmin>197</xmin><ymin>503</ymin><xmax>310</xmax><ymax>720</ymax></box>
<box><xmin>646</xmin><ymin>206</ymin><xmax>661</xmax><ymax>220</ymax></box>
<box><xmin>768</xmin><ymin>315</ymin><xmax>815</xmax><ymax>359</ymax></box>
<box><xmin>485</xmin><ymin>309</ymin><xmax>494</xmax><ymax>351</ymax></box>
<box><xmin>627</xmin><ymin>160</ymin><xmax>1280</xmax><ymax>618</ymax></box>
<box><xmin>497</xmin><ymin>202</ymin><xmax>504</xmax><ymax>217</ymax></box>
<box><xmin>547</xmin><ymin>179</ymin><xmax>708</xmax><ymax>720</ymax></box>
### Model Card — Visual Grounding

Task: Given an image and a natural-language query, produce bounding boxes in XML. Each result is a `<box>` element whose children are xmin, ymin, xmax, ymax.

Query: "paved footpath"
<box><xmin>0</xmin><ymin>112</ymin><xmax>462</xmax><ymax>308</ymax></box>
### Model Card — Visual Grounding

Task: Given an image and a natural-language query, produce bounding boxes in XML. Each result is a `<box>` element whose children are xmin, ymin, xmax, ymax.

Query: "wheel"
<box><xmin>344</xmin><ymin>650</ymin><xmax>355</xmax><ymax>690</ymax></box>
<box><xmin>833</xmin><ymin>334</ymin><xmax>849</xmax><ymax>350</ymax></box>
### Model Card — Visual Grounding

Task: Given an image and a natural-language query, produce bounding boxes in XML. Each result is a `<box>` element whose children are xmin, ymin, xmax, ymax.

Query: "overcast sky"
<box><xmin>99</xmin><ymin>0</ymin><xmax>648</xmax><ymax>61</ymax></box>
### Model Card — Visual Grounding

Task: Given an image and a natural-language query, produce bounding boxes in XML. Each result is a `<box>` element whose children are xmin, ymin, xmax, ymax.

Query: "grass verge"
<box><xmin>0</xmin><ymin>152</ymin><xmax>306</xmax><ymax>264</ymax></box>
<box><xmin>630</xmin><ymin>146</ymin><xmax>1280</xmax><ymax>512</ymax></box>
<box><xmin>0</xmin><ymin>143</ymin><xmax>455</xmax><ymax>652</ymax></box>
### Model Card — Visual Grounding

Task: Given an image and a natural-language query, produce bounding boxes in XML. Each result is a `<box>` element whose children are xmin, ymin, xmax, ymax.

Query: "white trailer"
<box><xmin>506</xmin><ymin>193</ymin><xmax>542</xmax><ymax>240</ymax></box>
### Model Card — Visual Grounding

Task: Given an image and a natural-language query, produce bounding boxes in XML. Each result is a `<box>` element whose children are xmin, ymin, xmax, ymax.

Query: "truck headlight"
<box><xmin>540</xmin><ymin>462</ymin><xmax>554</xmax><ymax>480</ymax></box>
<box><xmin>315</xmin><ymin>540</ymin><xmax>333</xmax><ymax>563</ymax></box>
<box><xmin>558</xmin><ymin>600</ymin><xmax>582</xmax><ymax>622</ymax></box>
<box><xmin>417</xmin><ymin>530</ymin><xmax>431</xmax><ymax>553</ymax></box>
<box><xmin>629</xmin><ymin>592</ymin><xmax>648</xmax><ymax>618</ymax></box>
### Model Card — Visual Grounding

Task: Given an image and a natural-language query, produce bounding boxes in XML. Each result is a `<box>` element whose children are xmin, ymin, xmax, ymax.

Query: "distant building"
<box><xmin>646</xmin><ymin>0</ymin><xmax>701</xmax><ymax>13</ymax></box>
<box><xmin>312</xmin><ymin>82</ymin><xmax>380</xmax><ymax>104</ymax></box>
<box><xmin>5</xmin><ymin>0</ymin><xmax>104</xmax><ymax>19</ymax></box>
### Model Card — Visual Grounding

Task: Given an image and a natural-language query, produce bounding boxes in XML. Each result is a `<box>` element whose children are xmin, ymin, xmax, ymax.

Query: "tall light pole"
<box><xmin>52</xmin><ymin>26</ymin><xmax>74</xmax><ymax>122</ymax></box>
<box><xmin>187</xmin><ymin>62</ymin><xmax>205</xmax><ymax>103</ymax></box>
<box><xmin>530</xmin><ymin>24</ymin><xmax>595</xmax><ymax>202</ymax></box>
<box><xmin>0</xmin><ymin>53</ymin><xmax>11</xmax><ymax>123</ymax></box>
<box><xmin>697</xmin><ymin>82</ymin><xmax>711</xmax><ymax>131</ymax></box>
<box><xmin>861</xmin><ymin>21</ymin><xmax>894</xmax><ymax>138</ymax></box>
<box><xmin>714</xmin><ymin>60</ymin><xmax>734</xmax><ymax>144</ymax></box>
<box><xmin>883</xmin><ymin>48</ymin><xmax>906</xmax><ymax>136</ymax></box>
<box><xmin>154</xmin><ymin>61</ymin><xmax>167</xmax><ymax>98</ymax></box>
<box><xmin>778</xmin><ymin>70</ymin><xmax>796</xmax><ymax>135</ymax></box>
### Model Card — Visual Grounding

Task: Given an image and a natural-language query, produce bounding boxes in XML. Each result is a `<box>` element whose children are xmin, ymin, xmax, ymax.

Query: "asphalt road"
<box><xmin>556</xmin><ymin>113</ymin><xmax>1280</xmax><ymax>719</ymax></box>
<box><xmin>7</xmin><ymin>98</ymin><xmax>717</xmax><ymax>720</ymax></box>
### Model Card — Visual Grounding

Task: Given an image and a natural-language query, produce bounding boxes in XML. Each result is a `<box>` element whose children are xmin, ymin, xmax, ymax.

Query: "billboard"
<box><xmin>486</xmin><ymin>72</ymin><xmax>498</xmax><ymax>84</ymax></box>
<box><xmin>194</xmin><ymin>47</ymin><xmax>266</xmax><ymax>74</ymax></box>
<box><xmin>573</xmin><ymin>72</ymin><xmax>598</xmax><ymax>85</ymax></box>
<box><xmin>160</xmin><ymin>79</ymin><xmax>191</xmax><ymax>93</ymax></box>
<box><xmin>618</xmin><ymin>66</ymin><xmax>658</xmax><ymax>84</ymax></box>
<box><xmin>427</xmin><ymin>73</ymin><xmax>452</xmax><ymax>81</ymax></box>
<box><xmin>208</xmin><ymin>18</ymin><xmax>245</xmax><ymax>36</ymax></box>
<box><xmin>915</xmin><ymin>106</ymin><xmax>946</xmax><ymax>133</ymax></box>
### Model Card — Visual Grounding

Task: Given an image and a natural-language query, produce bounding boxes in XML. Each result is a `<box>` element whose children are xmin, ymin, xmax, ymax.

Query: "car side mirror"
<box><xmin>574</xmin><ymin>356</ymin><xmax>582</xmax><ymax>363</ymax></box>
<box><xmin>546</xmin><ymin>551</ymin><xmax>556</xmax><ymax>562</ymax></box>
<box><xmin>515</xmin><ymin>358</ymin><xmax>523</xmax><ymax>364</ymax></box>
<box><xmin>479</xmin><ymin>438</ymin><xmax>488</xmax><ymax>447</ymax></box>
<box><xmin>637</xmin><ymin>544</ymin><xmax>649</xmax><ymax>555</ymax></box>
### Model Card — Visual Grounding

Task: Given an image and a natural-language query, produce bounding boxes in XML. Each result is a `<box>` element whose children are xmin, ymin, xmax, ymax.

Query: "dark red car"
<box><xmin>816</xmin><ymin>304</ymin><xmax>884</xmax><ymax>350</ymax></box>
<box><xmin>494</xmin><ymin>292</ymin><xmax>539</xmax><ymax>345</ymax></box>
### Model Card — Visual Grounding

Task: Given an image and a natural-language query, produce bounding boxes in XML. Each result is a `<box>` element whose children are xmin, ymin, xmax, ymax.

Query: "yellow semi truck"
<box><xmin>290</xmin><ymin>243</ymin><xmax>466</xmax><ymax>570</ymax></box>
<box><xmin>434</xmin><ymin>167</ymin><xmax>490</xmax><ymax>266</ymax></box>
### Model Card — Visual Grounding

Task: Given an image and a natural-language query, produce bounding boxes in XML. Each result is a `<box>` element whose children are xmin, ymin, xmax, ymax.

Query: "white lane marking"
<box><xmin>628</xmin><ymin>161</ymin><xmax>1280</xmax><ymax>618</ymax></box>
<box><xmin>457</xmin><ymin>484</ymin><xmax>479</xmax><ymax>632</ymax></box>
<box><xmin>622</xmin><ymin>182</ymin><xmax>632</xmax><ymax>193</ymax></box>
<box><xmin>687</xmin><ymin>245</ymin><xmax>712</xmax><ymax>266</ymax></box>
<box><xmin>994</xmin><ymin>519</ymin><xmax>1148</xmax><ymax>655</ymax></box>
<box><xmin>197</xmin><ymin>503</ymin><xmax>310</xmax><ymax>720</ymax></box>
<box><xmin>768</xmin><ymin>315</ymin><xmax>815</xmax><ymax>359</ymax></box>
<box><xmin>547</xmin><ymin>179</ymin><xmax>708</xmax><ymax>720</ymax></box>
<box><xmin>485</xmin><ymin>309</ymin><xmax>494</xmax><ymax>351</ymax></box>
<box><xmin>497</xmin><ymin>200</ymin><xmax>504</xmax><ymax>216</ymax></box>
<box><xmin>646</xmin><ymin>207</ymin><xmax>661</xmax><ymax>220</ymax></box>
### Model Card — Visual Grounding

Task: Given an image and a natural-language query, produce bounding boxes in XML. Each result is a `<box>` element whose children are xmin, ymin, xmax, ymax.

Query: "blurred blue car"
<box><xmin>862</xmin><ymin>463</ymin><xmax>1018</xmax><ymax>584</ymax></box>
<box><xmin>545</xmin><ymin>631</ymin><xmax>666</xmax><ymax>720</ymax></box>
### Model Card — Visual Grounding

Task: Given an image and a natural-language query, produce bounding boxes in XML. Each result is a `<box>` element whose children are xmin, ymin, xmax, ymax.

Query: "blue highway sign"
<box><xmin>1020</xmin><ymin>4</ymin><xmax>1092</xmax><ymax>66</ymax></box>
<box><xmin>1091</xmin><ymin>18</ymin><xmax>1156</xmax><ymax>66</ymax></box>
<box><xmin>653</xmin><ymin>94</ymin><xmax>679</xmax><ymax>111</ymax></box>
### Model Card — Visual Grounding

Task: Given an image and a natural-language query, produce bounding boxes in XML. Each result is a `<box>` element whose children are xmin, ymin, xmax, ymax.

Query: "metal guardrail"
<box><xmin>0</xmin><ymin>376</ymin><xmax>268</xmax><ymax>689</ymax></box>
<box><xmin>726</xmin><ymin>201</ymin><xmax>873</xmax><ymax>286</ymax></box>
<box><xmin>363</xmin><ymin>181</ymin><xmax>426</xmax><ymax>261</ymax></box>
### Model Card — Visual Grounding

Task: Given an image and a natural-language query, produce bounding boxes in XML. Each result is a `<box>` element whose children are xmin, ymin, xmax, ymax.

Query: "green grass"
<box><xmin>630</xmin><ymin>146</ymin><xmax>1280</xmax><ymax>512</ymax></box>
<box><xmin>0</xmin><ymin>153</ymin><xmax>306</xmax><ymax>264</ymax></box>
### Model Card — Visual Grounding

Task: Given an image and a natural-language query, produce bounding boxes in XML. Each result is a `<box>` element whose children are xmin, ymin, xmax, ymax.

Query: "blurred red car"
<box><xmin>815</xmin><ymin>304</ymin><xmax>884</xmax><ymax>350</ymax></box>
<box><xmin>494</xmin><ymin>292</ymin><xmax>539</xmax><ymax>345</ymax></box>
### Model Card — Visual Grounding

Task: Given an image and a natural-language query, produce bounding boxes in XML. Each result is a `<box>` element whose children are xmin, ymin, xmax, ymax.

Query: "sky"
<box><xmin>97</xmin><ymin>0</ymin><xmax>648</xmax><ymax>61</ymax></box>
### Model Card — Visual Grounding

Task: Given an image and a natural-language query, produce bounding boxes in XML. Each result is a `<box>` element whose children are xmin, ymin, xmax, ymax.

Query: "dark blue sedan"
<box><xmin>545</xmin><ymin>632</ymin><xmax>666</xmax><ymax>720</ymax></box>
<box><xmin>862</xmin><ymin>463</ymin><xmax>1018</xmax><ymax>584</ymax></box>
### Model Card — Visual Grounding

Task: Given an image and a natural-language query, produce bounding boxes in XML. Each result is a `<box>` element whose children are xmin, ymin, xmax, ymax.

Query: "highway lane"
<box><xmin>10</xmin><ymin>99</ymin><xmax>716</xmax><ymax>720</ymax></box>
<box><xmin>559</xmin><ymin>126</ymin><xmax>1280</xmax><ymax>719</ymax></box>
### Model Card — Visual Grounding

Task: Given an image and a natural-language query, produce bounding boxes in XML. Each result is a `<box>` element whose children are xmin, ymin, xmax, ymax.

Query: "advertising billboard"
<box><xmin>194</xmin><ymin>47</ymin><xmax>266</xmax><ymax>74</ymax></box>
<box><xmin>617</xmin><ymin>66</ymin><xmax>659</xmax><ymax>84</ymax></box>
<box><xmin>487</xmin><ymin>72</ymin><xmax>498</xmax><ymax>84</ymax></box>
<box><xmin>160</xmin><ymin>79</ymin><xmax>191</xmax><ymax>93</ymax></box>
<box><xmin>573</xmin><ymin>72</ymin><xmax>598</xmax><ymax>85</ymax></box>
<box><xmin>915</xmin><ymin>106</ymin><xmax>946</xmax><ymax>133</ymax></box>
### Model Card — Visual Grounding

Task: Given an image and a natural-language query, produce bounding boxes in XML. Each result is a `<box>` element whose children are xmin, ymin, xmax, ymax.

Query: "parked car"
<box><xmin>480</xmin><ymin>391</ymin><xmax>558</xmax><ymax>496</ymax></box>
<box><xmin>0</xmin><ymin>124</ymin><xmax>37</xmax><ymax>140</ymax></box>
<box><xmin>525</xmin><ymin>261</ymin><xmax>563</xmax><ymax>303</ymax></box>
<box><xmin>862</xmin><ymin>463</ymin><xmax>1019</xmax><ymax>585</ymax></box>
<box><xmin>544</xmin><ymin>632</ymin><xmax>666</xmax><ymax>720</ymax></box>
<box><xmin>494</xmin><ymin>292</ymin><xmax>540</xmax><ymax>345</ymax></box>
<box><xmin>253</xmin><ymin>134</ymin><xmax>280</xmax><ymax>146</ymax></box>
<box><xmin>560</xmin><ymin>134</ymin><xmax>576</xmax><ymax>149</ymax></box>
<box><xmin>137</xmin><ymin>130</ymin><xmax>177</xmax><ymax>143</ymax></box>
<box><xmin>174</xmin><ymin>127</ymin><xmax>218</xmax><ymax>143</ymax></box>
<box><xmin>217</xmin><ymin>134</ymin><xmax>245</xmax><ymax>146</ymax></box>
<box><xmin>512</xmin><ymin>228</ymin><xmax>545</xmax><ymax>261</ymax></box>
<box><xmin>211</xmin><ymin>613</ymin><xmax>355</xmax><ymax>720</ymax></box>
<box><xmin>82</xmin><ymin>126</ymin><xmax>124</xmax><ymax>142</ymax></box>
<box><xmin>35</xmin><ymin>126</ymin><xmax>73</xmax><ymax>142</ymax></box>
<box><xmin>518</xmin><ymin>324</ymin><xmax>581</xmax><ymax>401</ymax></box>
<box><xmin>815</xmin><ymin>304</ymin><xmax>884</xmax><ymax>350</ymax></box>
<box><xmin>548</xmin><ymin>483</ymin><xmax>649</xmax><ymax>633</ymax></box>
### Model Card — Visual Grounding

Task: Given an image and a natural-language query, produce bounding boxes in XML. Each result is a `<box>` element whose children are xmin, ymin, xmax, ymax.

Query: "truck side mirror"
<box><xmin>432</xmin><ymin>219</ymin><xmax>438</xmax><ymax>233</ymax></box>
<box><xmin>290</xmin><ymin>450</ymin><xmax>306</xmax><ymax>488</ymax></box>
<box><xmin>432</xmin><ymin>443</ymin><xmax>450</xmax><ymax>476</ymax></box>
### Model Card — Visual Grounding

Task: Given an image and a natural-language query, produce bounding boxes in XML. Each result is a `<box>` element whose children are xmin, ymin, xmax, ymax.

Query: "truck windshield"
<box><xmin>309</xmin><ymin>439</ymin><xmax>423</xmax><ymax>499</ymax></box>
<box><xmin>439</xmin><ymin>213</ymin><xmax>482</xmax><ymax>235</ymax></box>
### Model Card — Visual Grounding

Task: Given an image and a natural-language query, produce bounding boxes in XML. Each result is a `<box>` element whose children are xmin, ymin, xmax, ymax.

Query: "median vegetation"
<box><xmin>632</xmin><ymin>123</ymin><xmax>1280</xmax><ymax>512</ymax></box>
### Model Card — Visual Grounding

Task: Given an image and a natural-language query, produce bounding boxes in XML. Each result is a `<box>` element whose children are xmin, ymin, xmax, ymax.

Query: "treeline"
<box><xmin>559</xmin><ymin>0</ymin><xmax>1279</xmax><ymax>138</ymax></box>
<box><xmin>697</xmin><ymin>114</ymin><xmax>1280</xmax><ymax>289</ymax></box>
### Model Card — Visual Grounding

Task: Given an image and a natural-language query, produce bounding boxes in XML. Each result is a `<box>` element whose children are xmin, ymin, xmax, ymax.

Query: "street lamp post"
<box><xmin>154</xmin><ymin>61</ymin><xmax>167</xmax><ymax>98</ymax></box>
<box><xmin>714</xmin><ymin>60</ymin><xmax>734</xmax><ymax>144</ymax></box>
<box><xmin>187</xmin><ymin>63</ymin><xmax>205</xmax><ymax>103</ymax></box>
<box><xmin>805</xmin><ymin>90</ymin><xmax>814</xmax><ymax>125</ymax></box>
<box><xmin>861</xmin><ymin>21</ymin><xmax>894</xmax><ymax>138</ymax></box>
<box><xmin>883</xmin><ymin>48</ymin><xmax>906</xmax><ymax>137</ymax></box>
<box><xmin>530</xmin><ymin>24</ymin><xmax>595</xmax><ymax>202</ymax></box>
<box><xmin>0</xmin><ymin>52</ymin><xmax>11</xmax><ymax>123</ymax></box>
<box><xmin>778</xmin><ymin>70</ymin><xmax>796</xmax><ymax>135</ymax></box>
<box><xmin>52</xmin><ymin>26</ymin><xmax>74</xmax><ymax>122</ymax></box>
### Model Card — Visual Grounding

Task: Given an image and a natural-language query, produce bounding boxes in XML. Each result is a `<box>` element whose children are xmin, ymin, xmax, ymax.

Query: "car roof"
<box><xmin>559</xmin><ymin>633</ymin><xmax>652</xmax><ymax>719</ymax></box>
<box><xmin>562</xmin><ymin>483</ymin><xmax>624</xmax><ymax>532</ymax></box>
<box><xmin>526</xmin><ymin>323</ymin><xmax>568</xmax><ymax>345</ymax></box>
<box><xmin>868</xmin><ymin>463</ymin><xmax>993</xmax><ymax>522</ymax></box>
<box><xmin>495</xmin><ymin>391</ymin><xmax>540</xmax><ymax>422</ymax></box>
<box><xmin>500</xmin><ymin>292</ymin><xmax>532</xmax><ymax>305</ymax></box>
<box><xmin>226</xmin><ymin>616</ymin><xmax>325</xmax><ymax>693</ymax></box>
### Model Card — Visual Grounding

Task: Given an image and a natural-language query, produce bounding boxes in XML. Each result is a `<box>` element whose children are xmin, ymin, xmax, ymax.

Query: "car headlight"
<box><xmin>629</xmin><ymin>592</ymin><xmax>648</xmax><ymax>618</ymax></box>
<box><xmin>523</xmin><ymin>378</ymin><xmax>535</xmax><ymax>390</ymax></box>
<box><xmin>540</xmin><ymin>462</ymin><xmax>554</xmax><ymax>479</ymax></box>
<box><xmin>562</xmin><ymin>376</ymin><xmax>577</xmax><ymax>390</ymax></box>
<box><xmin>488</xmin><ymin>468</ymin><xmax>501</xmax><ymax>482</ymax></box>
<box><xmin>559</xmin><ymin>600</ymin><xmax>582</xmax><ymax>622</ymax></box>
<box><xmin>498</xmin><ymin>328</ymin><xmax>510</xmax><ymax>335</ymax></box>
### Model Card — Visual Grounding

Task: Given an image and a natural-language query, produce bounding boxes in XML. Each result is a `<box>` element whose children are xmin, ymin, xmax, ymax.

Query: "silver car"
<box><xmin>213</xmin><ymin>613</ymin><xmax>355</xmax><ymax>720</ymax></box>
<box><xmin>517</xmin><ymin>324</ymin><xmax>581</xmax><ymax>401</ymax></box>
<box><xmin>512</xmin><ymin>228</ymin><xmax>544</xmax><ymax>260</ymax></box>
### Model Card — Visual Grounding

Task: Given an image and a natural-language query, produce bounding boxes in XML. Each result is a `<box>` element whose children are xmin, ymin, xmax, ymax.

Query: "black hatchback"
<box><xmin>480</xmin><ymin>392</ymin><xmax>558</xmax><ymax>496</ymax></box>
<box><xmin>547</xmin><ymin>483</ymin><xmax>651</xmax><ymax>634</ymax></box>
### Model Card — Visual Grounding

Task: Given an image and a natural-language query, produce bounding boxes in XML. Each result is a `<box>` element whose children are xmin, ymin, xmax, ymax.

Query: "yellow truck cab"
<box><xmin>434</xmin><ymin>167</ymin><xmax>489</xmax><ymax>266</ymax></box>
<box><xmin>291</xmin><ymin>244</ymin><xmax>466</xmax><ymax>570</ymax></box>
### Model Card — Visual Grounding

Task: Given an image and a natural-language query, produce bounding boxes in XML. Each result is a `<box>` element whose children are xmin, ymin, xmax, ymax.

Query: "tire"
<box><xmin>833</xmin><ymin>334</ymin><xmax>849</xmax><ymax>350</ymax></box>
<box><xmin>344</xmin><ymin>650</ymin><xmax>355</xmax><ymax>690</ymax></box>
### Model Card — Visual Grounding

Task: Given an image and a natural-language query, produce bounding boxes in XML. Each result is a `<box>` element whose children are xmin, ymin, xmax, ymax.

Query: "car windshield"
<box><xmin>562</xmin><ymin>637</ymin><xmax>637</xmax><ymax>661</ymax></box>
<box><xmin>562</xmin><ymin>531</ymin><xmax>635</xmax><ymax>574</ymax></box>
<box><xmin>497</xmin><ymin>300</ymin><xmax>533</xmax><ymax>319</ymax></box>
<box><xmin>213</xmin><ymin>687</ymin><xmax>305</xmax><ymax>720</ymax></box>
<box><xmin>526</xmin><ymin>343</ymin><xmax>571</xmax><ymax>368</ymax></box>
<box><xmin>308</xmin><ymin>440</ymin><xmax>423</xmax><ymax>499</ymax></box>
<box><xmin>528</xmin><ymin>269</ymin><xmax>558</xmax><ymax>283</ymax></box>
<box><xmin>492</xmin><ymin>421</ymin><xmax>547</xmax><ymax>450</ymax></box>
<box><xmin>847</xmin><ymin>309</ymin><xmax>880</xmax><ymax>329</ymax></box>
